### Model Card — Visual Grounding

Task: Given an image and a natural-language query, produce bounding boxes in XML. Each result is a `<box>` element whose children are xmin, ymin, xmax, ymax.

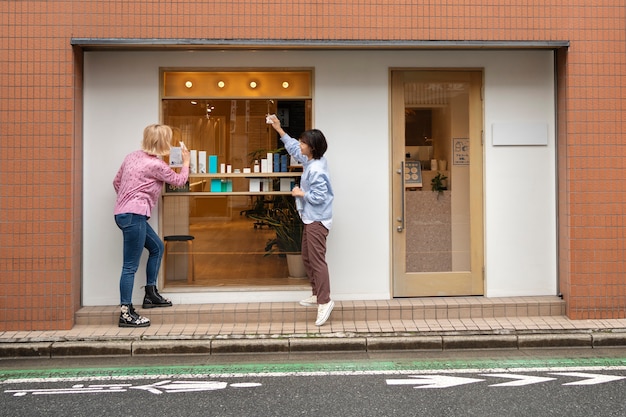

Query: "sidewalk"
<box><xmin>2</xmin><ymin>297</ymin><xmax>626</xmax><ymax>358</ymax></box>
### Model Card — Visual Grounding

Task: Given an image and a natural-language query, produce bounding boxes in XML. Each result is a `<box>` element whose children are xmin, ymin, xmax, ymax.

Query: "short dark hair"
<box><xmin>299</xmin><ymin>129</ymin><xmax>327</xmax><ymax>159</ymax></box>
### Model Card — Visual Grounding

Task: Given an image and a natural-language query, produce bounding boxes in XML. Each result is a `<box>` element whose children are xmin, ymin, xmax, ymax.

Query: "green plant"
<box><xmin>248</xmin><ymin>196</ymin><xmax>303</xmax><ymax>255</ymax></box>
<box><xmin>431</xmin><ymin>172</ymin><xmax>448</xmax><ymax>198</ymax></box>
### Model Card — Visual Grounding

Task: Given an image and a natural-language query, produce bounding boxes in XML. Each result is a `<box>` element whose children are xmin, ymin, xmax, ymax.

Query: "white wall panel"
<box><xmin>83</xmin><ymin>49</ymin><xmax>556</xmax><ymax>305</ymax></box>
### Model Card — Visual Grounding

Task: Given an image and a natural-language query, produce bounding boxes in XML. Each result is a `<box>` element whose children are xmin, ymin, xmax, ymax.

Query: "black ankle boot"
<box><xmin>142</xmin><ymin>285</ymin><xmax>173</xmax><ymax>308</ymax></box>
<box><xmin>119</xmin><ymin>304</ymin><xmax>150</xmax><ymax>328</ymax></box>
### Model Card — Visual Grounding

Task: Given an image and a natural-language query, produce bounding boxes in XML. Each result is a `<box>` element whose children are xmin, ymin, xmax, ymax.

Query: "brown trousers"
<box><xmin>301</xmin><ymin>221</ymin><xmax>331</xmax><ymax>304</ymax></box>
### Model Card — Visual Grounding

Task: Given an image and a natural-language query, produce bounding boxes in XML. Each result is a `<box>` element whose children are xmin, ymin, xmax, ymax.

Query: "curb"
<box><xmin>2</xmin><ymin>332</ymin><xmax>626</xmax><ymax>358</ymax></box>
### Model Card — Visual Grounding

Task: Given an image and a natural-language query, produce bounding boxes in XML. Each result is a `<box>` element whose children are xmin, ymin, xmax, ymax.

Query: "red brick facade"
<box><xmin>1</xmin><ymin>1</ymin><xmax>625</xmax><ymax>330</ymax></box>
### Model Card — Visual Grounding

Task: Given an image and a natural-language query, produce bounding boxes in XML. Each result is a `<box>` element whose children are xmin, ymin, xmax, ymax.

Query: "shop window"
<box><xmin>160</xmin><ymin>70</ymin><xmax>313</xmax><ymax>288</ymax></box>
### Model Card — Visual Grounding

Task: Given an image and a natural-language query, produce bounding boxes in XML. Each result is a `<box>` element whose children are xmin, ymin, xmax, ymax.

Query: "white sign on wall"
<box><xmin>492</xmin><ymin>122</ymin><xmax>548</xmax><ymax>146</ymax></box>
<box><xmin>453</xmin><ymin>138</ymin><xmax>469</xmax><ymax>165</ymax></box>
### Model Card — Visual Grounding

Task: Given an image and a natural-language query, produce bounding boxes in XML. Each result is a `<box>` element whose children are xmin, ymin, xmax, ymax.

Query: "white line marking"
<box><xmin>482</xmin><ymin>374</ymin><xmax>557</xmax><ymax>387</ymax></box>
<box><xmin>550</xmin><ymin>372</ymin><xmax>626</xmax><ymax>386</ymax></box>
<box><xmin>386</xmin><ymin>375</ymin><xmax>485</xmax><ymax>389</ymax></box>
<box><xmin>131</xmin><ymin>380</ymin><xmax>228</xmax><ymax>394</ymax></box>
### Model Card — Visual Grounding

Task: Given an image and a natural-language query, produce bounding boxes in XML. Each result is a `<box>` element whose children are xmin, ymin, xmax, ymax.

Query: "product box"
<box><xmin>169</xmin><ymin>147</ymin><xmax>183</xmax><ymax>168</ymax></box>
<box><xmin>198</xmin><ymin>151</ymin><xmax>207</xmax><ymax>173</ymax></box>
<box><xmin>274</xmin><ymin>154</ymin><xmax>280</xmax><ymax>173</ymax></box>
<box><xmin>280</xmin><ymin>178</ymin><xmax>292</xmax><ymax>192</ymax></box>
<box><xmin>189</xmin><ymin>150</ymin><xmax>197</xmax><ymax>174</ymax></box>
<box><xmin>249</xmin><ymin>178</ymin><xmax>261</xmax><ymax>192</ymax></box>
<box><xmin>267</xmin><ymin>152</ymin><xmax>273</xmax><ymax>172</ymax></box>
<box><xmin>209</xmin><ymin>155</ymin><xmax>218</xmax><ymax>173</ymax></box>
<box><xmin>221</xmin><ymin>180</ymin><xmax>233</xmax><ymax>192</ymax></box>
<box><xmin>210</xmin><ymin>178</ymin><xmax>221</xmax><ymax>192</ymax></box>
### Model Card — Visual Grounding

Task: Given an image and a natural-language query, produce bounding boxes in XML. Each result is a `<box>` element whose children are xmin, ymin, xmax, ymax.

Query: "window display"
<box><xmin>160</xmin><ymin>70</ymin><xmax>313</xmax><ymax>288</ymax></box>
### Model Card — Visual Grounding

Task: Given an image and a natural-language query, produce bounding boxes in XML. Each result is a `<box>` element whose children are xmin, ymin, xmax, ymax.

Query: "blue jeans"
<box><xmin>114</xmin><ymin>213</ymin><xmax>164</xmax><ymax>305</ymax></box>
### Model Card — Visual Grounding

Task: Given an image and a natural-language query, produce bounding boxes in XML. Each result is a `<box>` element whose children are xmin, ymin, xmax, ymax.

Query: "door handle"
<box><xmin>396</xmin><ymin>162</ymin><xmax>405</xmax><ymax>232</ymax></box>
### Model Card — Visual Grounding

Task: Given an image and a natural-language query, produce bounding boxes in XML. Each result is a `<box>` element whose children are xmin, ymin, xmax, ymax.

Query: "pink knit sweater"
<box><xmin>113</xmin><ymin>150</ymin><xmax>189</xmax><ymax>217</ymax></box>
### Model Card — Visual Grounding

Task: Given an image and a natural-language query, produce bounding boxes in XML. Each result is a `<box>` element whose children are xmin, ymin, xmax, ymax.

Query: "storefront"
<box><xmin>82</xmin><ymin>48</ymin><xmax>557</xmax><ymax>306</ymax></box>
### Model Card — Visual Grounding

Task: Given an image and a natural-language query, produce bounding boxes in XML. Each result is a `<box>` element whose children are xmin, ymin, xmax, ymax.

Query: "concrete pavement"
<box><xmin>2</xmin><ymin>297</ymin><xmax>626</xmax><ymax>358</ymax></box>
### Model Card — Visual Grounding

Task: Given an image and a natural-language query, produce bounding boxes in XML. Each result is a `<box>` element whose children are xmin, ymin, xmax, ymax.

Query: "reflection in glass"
<box><xmin>404</xmin><ymin>81</ymin><xmax>471</xmax><ymax>273</ymax></box>
<box><xmin>161</xmin><ymin>99</ymin><xmax>312</xmax><ymax>287</ymax></box>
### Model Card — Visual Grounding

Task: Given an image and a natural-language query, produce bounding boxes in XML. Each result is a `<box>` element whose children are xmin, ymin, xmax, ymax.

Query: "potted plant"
<box><xmin>248</xmin><ymin>196</ymin><xmax>307</xmax><ymax>278</ymax></box>
<box><xmin>431</xmin><ymin>172</ymin><xmax>448</xmax><ymax>199</ymax></box>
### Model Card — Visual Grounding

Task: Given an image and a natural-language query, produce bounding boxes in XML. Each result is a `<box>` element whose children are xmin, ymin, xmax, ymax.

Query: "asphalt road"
<box><xmin>2</xmin><ymin>349</ymin><xmax>626</xmax><ymax>417</ymax></box>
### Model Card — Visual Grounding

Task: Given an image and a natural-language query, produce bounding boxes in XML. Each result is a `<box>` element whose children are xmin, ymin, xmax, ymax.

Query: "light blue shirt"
<box><xmin>281</xmin><ymin>134</ymin><xmax>334</xmax><ymax>230</ymax></box>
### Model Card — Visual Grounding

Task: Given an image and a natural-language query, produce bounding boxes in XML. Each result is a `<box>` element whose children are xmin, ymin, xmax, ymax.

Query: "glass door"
<box><xmin>391</xmin><ymin>70</ymin><xmax>484</xmax><ymax>297</ymax></box>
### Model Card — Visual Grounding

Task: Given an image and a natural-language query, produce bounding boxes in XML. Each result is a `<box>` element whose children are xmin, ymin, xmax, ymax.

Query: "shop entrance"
<box><xmin>391</xmin><ymin>70</ymin><xmax>484</xmax><ymax>296</ymax></box>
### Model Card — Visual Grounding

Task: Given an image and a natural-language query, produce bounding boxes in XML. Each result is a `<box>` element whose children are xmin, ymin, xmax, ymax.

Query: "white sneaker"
<box><xmin>315</xmin><ymin>300</ymin><xmax>335</xmax><ymax>326</ymax></box>
<box><xmin>299</xmin><ymin>295</ymin><xmax>317</xmax><ymax>307</ymax></box>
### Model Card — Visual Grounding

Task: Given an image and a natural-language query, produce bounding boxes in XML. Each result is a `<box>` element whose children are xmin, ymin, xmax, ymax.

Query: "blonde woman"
<box><xmin>113</xmin><ymin>124</ymin><xmax>190</xmax><ymax>327</ymax></box>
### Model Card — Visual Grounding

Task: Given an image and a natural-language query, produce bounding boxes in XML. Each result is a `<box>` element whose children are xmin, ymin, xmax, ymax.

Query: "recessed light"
<box><xmin>185</xmin><ymin>81</ymin><xmax>193</xmax><ymax>88</ymax></box>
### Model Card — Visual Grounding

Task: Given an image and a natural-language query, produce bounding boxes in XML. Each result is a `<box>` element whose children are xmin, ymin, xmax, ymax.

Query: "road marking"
<box><xmin>5</xmin><ymin>365</ymin><xmax>626</xmax><ymax>385</ymax></box>
<box><xmin>230</xmin><ymin>382</ymin><xmax>263</xmax><ymax>388</ymax></box>
<box><xmin>6</xmin><ymin>383</ymin><xmax>132</xmax><ymax>396</ymax></box>
<box><xmin>386</xmin><ymin>371</ymin><xmax>626</xmax><ymax>389</ymax></box>
<box><xmin>550</xmin><ymin>372</ymin><xmax>626</xmax><ymax>386</ymax></box>
<box><xmin>482</xmin><ymin>374</ymin><xmax>557</xmax><ymax>387</ymax></box>
<box><xmin>5</xmin><ymin>380</ymin><xmax>260</xmax><ymax>397</ymax></box>
<box><xmin>131</xmin><ymin>380</ymin><xmax>228</xmax><ymax>394</ymax></box>
<box><xmin>5</xmin><ymin>370</ymin><xmax>626</xmax><ymax>397</ymax></box>
<box><xmin>386</xmin><ymin>375</ymin><xmax>485</xmax><ymax>389</ymax></box>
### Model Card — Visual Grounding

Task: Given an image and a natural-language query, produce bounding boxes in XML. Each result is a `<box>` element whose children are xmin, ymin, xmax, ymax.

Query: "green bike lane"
<box><xmin>3</xmin><ymin>349</ymin><xmax>626</xmax><ymax>382</ymax></box>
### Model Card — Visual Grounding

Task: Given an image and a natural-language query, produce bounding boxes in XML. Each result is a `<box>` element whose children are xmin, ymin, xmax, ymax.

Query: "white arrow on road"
<box><xmin>130</xmin><ymin>380</ymin><xmax>228</xmax><ymax>394</ymax></box>
<box><xmin>550</xmin><ymin>372</ymin><xmax>626</xmax><ymax>386</ymax></box>
<box><xmin>386</xmin><ymin>375</ymin><xmax>484</xmax><ymax>389</ymax></box>
<box><xmin>481</xmin><ymin>374</ymin><xmax>557</xmax><ymax>387</ymax></box>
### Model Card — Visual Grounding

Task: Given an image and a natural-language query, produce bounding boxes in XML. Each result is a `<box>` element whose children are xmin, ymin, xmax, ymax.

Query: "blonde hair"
<box><xmin>141</xmin><ymin>124</ymin><xmax>172</xmax><ymax>156</ymax></box>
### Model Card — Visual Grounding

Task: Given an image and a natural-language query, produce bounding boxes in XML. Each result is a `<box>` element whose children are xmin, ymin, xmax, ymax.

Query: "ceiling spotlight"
<box><xmin>190</xmin><ymin>101</ymin><xmax>197</xmax><ymax>105</ymax></box>
<box><xmin>249</xmin><ymin>81</ymin><xmax>257</xmax><ymax>89</ymax></box>
<box><xmin>282</xmin><ymin>82</ymin><xmax>289</xmax><ymax>88</ymax></box>
<box><xmin>217</xmin><ymin>81</ymin><xmax>225</xmax><ymax>88</ymax></box>
<box><xmin>185</xmin><ymin>81</ymin><xmax>193</xmax><ymax>88</ymax></box>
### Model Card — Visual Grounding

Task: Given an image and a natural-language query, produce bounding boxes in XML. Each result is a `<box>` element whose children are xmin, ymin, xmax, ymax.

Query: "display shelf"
<box><xmin>164</xmin><ymin>171</ymin><xmax>303</xmax><ymax>196</ymax></box>
<box><xmin>189</xmin><ymin>172</ymin><xmax>302</xmax><ymax>179</ymax></box>
<box><xmin>163</xmin><ymin>191</ymin><xmax>295</xmax><ymax>196</ymax></box>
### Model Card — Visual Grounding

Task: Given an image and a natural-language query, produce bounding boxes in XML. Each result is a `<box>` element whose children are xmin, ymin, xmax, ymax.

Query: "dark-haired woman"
<box><xmin>268</xmin><ymin>115</ymin><xmax>335</xmax><ymax>326</ymax></box>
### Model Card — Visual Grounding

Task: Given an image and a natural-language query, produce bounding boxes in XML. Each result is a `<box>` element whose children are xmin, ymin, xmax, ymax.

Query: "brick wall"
<box><xmin>1</xmin><ymin>1</ymin><xmax>624</xmax><ymax>329</ymax></box>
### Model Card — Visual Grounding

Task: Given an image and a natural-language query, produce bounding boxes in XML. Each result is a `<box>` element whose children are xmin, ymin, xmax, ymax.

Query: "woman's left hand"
<box><xmin>181</xmin><ymin>146</ymin><xmax>191</xmax><ymax>166</ymax></box>
<box><xmin>291</xmin><ymin>186</ymin><xmax>304</xmax><ymax>197</ymax></box>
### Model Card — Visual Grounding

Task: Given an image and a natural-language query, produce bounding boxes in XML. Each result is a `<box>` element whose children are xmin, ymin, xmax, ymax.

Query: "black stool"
<box><xmin>163</xmin><ymin>235</ymin><xmax>195</xmax><ymax>283</ymax></box>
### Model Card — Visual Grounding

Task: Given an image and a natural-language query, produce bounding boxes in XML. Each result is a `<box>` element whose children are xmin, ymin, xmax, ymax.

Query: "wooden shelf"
<box><xmin>164</xmin><ymin>191</ymin><xmax>295</xmax><ymax>196</ymax></box>
<box><xmin>165</xmin><ymin>171</ymin><xmax>302</xmax><ymax>196</ymax></box>
<box><xmin>189</xmin><ymin>172</ymin><xmax>302</xmax><ymax>179</ymax></box>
